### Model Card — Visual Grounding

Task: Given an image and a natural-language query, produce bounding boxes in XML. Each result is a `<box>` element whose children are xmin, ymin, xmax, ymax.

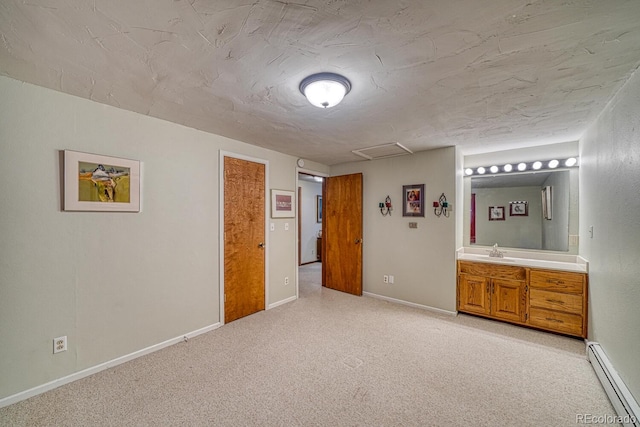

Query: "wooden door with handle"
<box><xmin>322</xmin><ymin>173</ymin><xmax>363</xmax><ymax>296</ymax></box>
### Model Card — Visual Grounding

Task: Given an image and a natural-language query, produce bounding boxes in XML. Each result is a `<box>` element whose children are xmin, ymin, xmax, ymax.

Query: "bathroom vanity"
<box><xmin>456</xmin><ymin>248</ymin><xmax>588</xmax><ymax>338</ymax></box>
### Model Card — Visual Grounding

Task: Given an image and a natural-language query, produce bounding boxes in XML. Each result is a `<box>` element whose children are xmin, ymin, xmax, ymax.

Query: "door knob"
<box><xmin>258</xmin><ymin>242</ymin><xmax>265</xmax><ymax>248</ymax></box>
<box><xmin>354</xmin><ymin>238</ymin><xmax>362</xmax><ymax>244</ymax></box>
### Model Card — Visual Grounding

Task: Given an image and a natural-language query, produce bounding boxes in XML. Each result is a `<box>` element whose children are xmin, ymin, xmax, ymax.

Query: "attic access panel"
<box><xmin>352</xmin><ymin>143</ymin><xmax>413</xmax><ymax>160</ymax></box>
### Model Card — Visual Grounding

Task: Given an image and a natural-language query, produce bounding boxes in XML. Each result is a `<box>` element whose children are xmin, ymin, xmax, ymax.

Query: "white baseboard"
<box><xmin>268</xmin><ymin>295</ymin><xmax>297</xmax><ymax>310</ymax></box>
<box><xmin>587</xmin><ymin>341</ymin><xmax>639</xmax><ymax>426</ymax></box>
<box><xmin>0</xmin><ymin>322</ymin><xmax>221</xmax><ymax>409</ymax></box>
<box><xmin>363</xmin><ymin>291</ymin><xmax>457</xmax><ymax>316</ymax></box>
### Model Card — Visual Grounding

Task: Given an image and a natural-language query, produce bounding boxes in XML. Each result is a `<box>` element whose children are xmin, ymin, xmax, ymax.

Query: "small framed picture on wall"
<box><xmin>271</xmin><ymin>189</ymin><xmax>295</xmax><ymax>218</ymax></box>
<box><xmin>489</xmin><ymin>206</ymin><xmax>505</xmax><ymax>221</ymax></box>
<box><xmin>509</xmin><ymin>201</ymin><xmax>528</xmax><ymax>216</ymax></box>
<box><xmin>402</xmin><ymin>184</ymin><xmax>425</xmax><ymax>217</ymax></box>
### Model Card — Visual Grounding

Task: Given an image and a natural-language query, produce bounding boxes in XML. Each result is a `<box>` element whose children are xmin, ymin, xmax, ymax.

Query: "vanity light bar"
<box><xmin>464</xmin><ymin>157</ymin><xmax>578</xmax><ymax>176</ymax></box>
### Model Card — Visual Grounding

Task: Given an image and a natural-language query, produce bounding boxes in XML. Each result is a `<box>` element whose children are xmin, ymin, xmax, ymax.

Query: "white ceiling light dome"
<box><xmin>300</xmin><ymin>73</ymin><xmax>351</xmax><ymax>108</ymax></box>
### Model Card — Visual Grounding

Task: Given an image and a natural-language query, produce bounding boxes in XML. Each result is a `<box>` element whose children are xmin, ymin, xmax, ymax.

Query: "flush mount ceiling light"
<box><xmin>299</xmin><ymin>72</ymin><xmax>351</xmax><ymax>108</ymax></box>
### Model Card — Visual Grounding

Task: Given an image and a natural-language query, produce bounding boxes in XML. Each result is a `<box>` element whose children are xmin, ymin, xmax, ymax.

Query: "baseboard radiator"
<box><xmin>587</xmin><ymin>342</ymin><xmax>639</xmax><ymax>427</ymax></box>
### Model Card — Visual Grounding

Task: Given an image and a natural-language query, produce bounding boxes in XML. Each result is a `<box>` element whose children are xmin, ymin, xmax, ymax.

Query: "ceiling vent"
<box><xmin>352</xmin><ymin>142</ymin><xmax>413</xmax><ymax>160</ymax></box>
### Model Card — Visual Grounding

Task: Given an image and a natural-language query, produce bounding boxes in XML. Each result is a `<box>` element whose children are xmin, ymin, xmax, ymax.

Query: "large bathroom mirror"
<box><xmin>463</xmin><ymin>169</ymin><xmax>579</xmax><ymax>254</ymax></box>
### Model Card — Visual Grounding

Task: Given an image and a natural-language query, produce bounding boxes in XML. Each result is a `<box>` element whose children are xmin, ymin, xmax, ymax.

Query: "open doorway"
<box><xmin>297</xmin><ymin>172</ymin><xmax>324</xmax><ymax>298</ymax></box>
<box><xmin>297</xmin><ymin>172</ymin><xmax>323</xmax><ymax>266</ymax></box>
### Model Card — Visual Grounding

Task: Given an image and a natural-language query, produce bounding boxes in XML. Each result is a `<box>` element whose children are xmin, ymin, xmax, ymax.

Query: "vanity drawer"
<box><xmin>529</xmin><ymin>307</ymin><xmax>583</xmax><ymax>336</ymax></box>
<box><xmin>529</xmin><ymin>270</ymin><xmax>585</xmax><ymax>294</ymax></box>
<box><xmin>458</xmin><ymin>261</ymin><xmax>526</xmax><ymax>281</ymax></box>
<box><xmin>529</xmin><ymin>289</ymin><xmax>583</xmax><ymax>315</ymax></box>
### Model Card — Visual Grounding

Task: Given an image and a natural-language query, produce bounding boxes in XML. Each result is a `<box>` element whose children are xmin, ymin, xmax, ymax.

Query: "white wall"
<box><xmin>580</xmin><ymin>69</ymin><xmax>640</xmax><ymax>403</ymax></box>
<box><xmin>331</xmin><ymin>147</ymin><xmax>457</xmax><ymax>312</ymax></box>
<box><xmin>0</xmin><ymin>76</ymin><xmax>301</xmax><ymax>400</ymax></box>
<box><xmin>298</xmin><ymin>179</ymin><xmax>322</xmax><ymax>264</ymax></box>
<box><xmin>464</xmin><ymin>141</ymin><xmax>579</xmax><ymax>168</ymax></box>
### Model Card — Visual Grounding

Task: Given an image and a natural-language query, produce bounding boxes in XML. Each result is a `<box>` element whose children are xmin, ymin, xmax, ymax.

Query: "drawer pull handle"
<box><xmin>545</xmin><ymin>317</ymin><xmax>563</xmax><ymax>323</ymax></box>
<box><xmin>546</xmin><ymin>299</ymin><xmax>564</xmax><ymax>305</ymax></box>
<box><xmin>546</xmin><ymin>279</ymin><xmax>565</xmax><ymax>284</ymax></box>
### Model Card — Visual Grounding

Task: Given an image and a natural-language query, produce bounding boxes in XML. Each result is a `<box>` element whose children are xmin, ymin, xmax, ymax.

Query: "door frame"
<box><xmin>295</xmin><ymin>167</ymin><xmax>328</xmax><ymax>299</ymax></box>
<box><xmin>219</xmin><ymin>151</ymin><xmax>270</xmax><ymax>326</ymax></box>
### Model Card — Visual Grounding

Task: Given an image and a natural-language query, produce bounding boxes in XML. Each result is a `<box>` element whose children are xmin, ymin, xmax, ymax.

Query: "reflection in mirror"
<box><xmin>468</xmin><ymin>170</ymin><xmax>575</xmax><ymax>252</ymax></box>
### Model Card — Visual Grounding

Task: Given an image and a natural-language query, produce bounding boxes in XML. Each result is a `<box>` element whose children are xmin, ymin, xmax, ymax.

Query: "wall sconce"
<box><xmin>379</xmin><ymin>196</ymin><xmax>392</xmax><ymax>216</ymax></box>
<box><xmin>433</xmin><ymin>193</ymin><xmax>450</xmax><ymax>218</ymax></box>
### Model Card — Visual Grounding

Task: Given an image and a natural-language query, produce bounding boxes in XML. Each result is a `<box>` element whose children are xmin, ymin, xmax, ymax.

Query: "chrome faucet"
<box><xmin>489</xmin><ymin>243</ymin><xmax>504</xmax><ymax>258</ymax></box>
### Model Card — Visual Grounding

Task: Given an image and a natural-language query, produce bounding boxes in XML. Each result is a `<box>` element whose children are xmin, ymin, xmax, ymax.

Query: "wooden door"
<box><xmin>224</xmin><ymin>157</ymin><xmax>265</xmax><ymax>323</ymax></box>
<box><xmin>458</xmin><ymin>274</ymin><xmax>490</xmax><ymax>315</ymax></box>
<box><xmin>491</xmin><ymin>278</ymin><xmax>525</xmax><ymax>322</ymax></box>
<box><xmin>322</xmin><ymin>173</ymin><xmax>363</xmax><ymax>295</ymax></box>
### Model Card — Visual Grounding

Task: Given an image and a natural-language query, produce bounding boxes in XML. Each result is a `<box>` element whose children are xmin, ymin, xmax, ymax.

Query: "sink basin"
<box><xmin>460</xmin><ymin>253</ymin><xmax>515</xmax><ymax>263</ymax></box>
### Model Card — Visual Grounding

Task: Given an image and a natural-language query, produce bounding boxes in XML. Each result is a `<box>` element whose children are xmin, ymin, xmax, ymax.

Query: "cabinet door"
<box><xmin>458</xmin><ymin>274</ymin><xmax>490</xmax><ymax>315</ymax></box>
<box><xmin>491</xmin><ymin>278</ymin><xmax>526</xmax><ymax>323</ymax></box>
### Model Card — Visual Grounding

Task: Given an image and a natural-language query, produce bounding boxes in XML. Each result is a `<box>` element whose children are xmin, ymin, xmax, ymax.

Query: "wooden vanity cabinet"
<box><xmin>457</xmin><ymin>261</ymin><xmax>588</xmax><ymax>338</ymax></box>
<box><xmin>457</xmin><ymin>261</ymin><xmax>527</xmax><ymax>324</ymax></box>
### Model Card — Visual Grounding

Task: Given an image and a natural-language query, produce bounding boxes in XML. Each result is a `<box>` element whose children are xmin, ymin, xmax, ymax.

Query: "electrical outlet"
<box><xmin>284</xmin><ymin>276</ymin><xmax>289</xmax><ymax>285</ymax></box>
<box><xmin>270</xmin><ymin>223</ymin><xmax>275</xmax><ymax>232</ymax></box>
<box><xmin>53</xmin><ymin>336</ymin><xmax>67</xmax><ymax>354</ymax></box>
<box><xmin>284</xmin><ymin>223</ymin><xmax>289</xmax><ymax>231</ymax></box>
<box><xmin>389</xmin><ymin>275</ymin><xmax>394</xmax><ymax>284</ymax></box>
<box><xmin>383</xmin><ymin>275</ymin><xmax>389</xmax><ymax>283</ymax></box>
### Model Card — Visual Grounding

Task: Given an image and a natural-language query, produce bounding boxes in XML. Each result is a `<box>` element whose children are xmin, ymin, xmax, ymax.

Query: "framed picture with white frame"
<box><xmin>271</xmin><ymin>189</ymin><xmax>295</xmax><ymax>218</ymax></box>
<box><xmin>64</xmin><ymin>150</ymin><xmax>141</xmax><ymax>212</ymax></box>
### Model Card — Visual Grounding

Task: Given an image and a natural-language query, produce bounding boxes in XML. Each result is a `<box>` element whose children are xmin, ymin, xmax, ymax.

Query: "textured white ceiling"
<box><xmin>2</xmin><ymin>0</ymin><xmax>640</xmax><ymax>165</ymax></box>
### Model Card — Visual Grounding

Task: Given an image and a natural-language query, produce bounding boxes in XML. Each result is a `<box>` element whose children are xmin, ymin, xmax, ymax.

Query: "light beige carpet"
<box><xmin>0</xmin><ymin>263</ymin><xmax>616</xmax><ymax>426</ymax></box>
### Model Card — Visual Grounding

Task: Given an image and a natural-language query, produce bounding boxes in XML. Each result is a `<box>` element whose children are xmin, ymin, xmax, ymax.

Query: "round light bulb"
<box><xmin>565</xmin><ymin>157</ymin><xmax>577</xmax><ymax>167</ymax></box>
<box><xmin>517</xmin><ymin>162</ymin><xmax>527</xmax><ymax>171</ymax></box>
<box><xmin>532</xmin><ymin>161</ymin><xmax>542</xmax><ymax>170</ymax></box>
<box><xmin>503</xmin><ymin>164</ymin><xmax>513</xmax><ymax>172</ymax></box>
<box><xmin>548</xmin><ymin>159</ymin><xmax>559</xmax><ymax>168</ymax></box>
<box><xmin>490</xmin><ymin>165</ymin><xmax>499</xmax><ymax>173</ymax></box>
<box><xmin>465</xmin><ymin>168</ymin><xmax>474</xmax><ymax>175</ymax></box>
<box><xmin>477</xmin><ymin>167</ymin><xmax>486</xmax><ymax>175</ymax></box>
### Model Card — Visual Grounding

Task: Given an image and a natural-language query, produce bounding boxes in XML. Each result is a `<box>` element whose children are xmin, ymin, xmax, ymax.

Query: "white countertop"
<box><xmin>456</xmin><ymin>247</ymin><xmax>588</xmax><ymax>273</ymax></box>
